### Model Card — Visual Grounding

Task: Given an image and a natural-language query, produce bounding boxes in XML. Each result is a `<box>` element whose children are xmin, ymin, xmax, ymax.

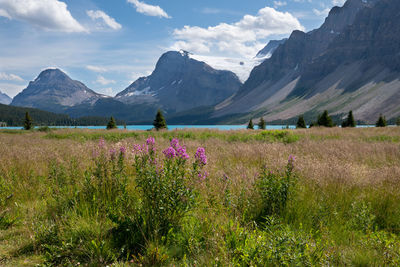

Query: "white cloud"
<box><xmin>274</xmin><ymin>1</ymin><xmax>287</xmax><ymax>8</ymax></box>
<box><xmin>0</xmin><ymin>83</ymin><xmax>25</xmax><ymax>98</ymax></box>
<box><xmin>102</xmin><ymin>87</ymin><xmax>114</xmax><ymax>96</ymax></box>
<box><xmin>313</xmin><ymin>8</ymin><xmax>330</xmax><ymax>17</ymax></box>
<box><xmin>87</xmin><ymin>10</ymin><xmax>122</xmax><ymax>30</ymax></box>
<box><xmin>96</xmin><ymin>75</ymin><xmax>116</xmax><ymax>85</ymax></box>
<box><xmin>86</xmin><ymin>65</ymin><xmax>107</xmax><ymax>73</ymax></box>
<box><xmin>127</xmin><ymin>0</ymin><xmax>170</xmax><ymax>18</ymax></box>
<box><xmin>0</xmin><ymin>72</ymin><xmax>24</xmax><ymax>82</ymax></box>
<box><xmin>172</xmin><ymin>6</ymin><xmax>304</xmax><ymax>57</ymax></box>
<box><xmin>332</xmin><ymin>0</ymin><xmax>346</xmax><ymax>6</ymax></box>
<box><xmin>0</xmin><ymin>0</ymin><xmax>87</xmax><ymax>32</ymax></box>
<box><xmin>0</xmin><ymin>8</ymin><xmax>10</xmax><ymax>19</ymax></box>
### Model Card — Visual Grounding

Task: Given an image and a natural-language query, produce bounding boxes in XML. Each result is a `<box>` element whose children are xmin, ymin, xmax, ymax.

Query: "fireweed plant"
<box><xmin>30</xmin><ymin>136</ymin><xmax>308</xmax><ymax>265</ymax></box>
<box><xmin>132</xmin><ymin>138</ymin><xmax>205</xmax><ymax>239</ymax></box>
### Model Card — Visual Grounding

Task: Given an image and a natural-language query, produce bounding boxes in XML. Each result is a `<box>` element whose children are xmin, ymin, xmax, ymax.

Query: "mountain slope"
<box><xmin>213</xmin><ymin>0</ymin><xmax>400</xmax><ymax>123</ymax></box>
<box><xmin>0</xmin><ymin>91</ymin><xmax>12</xmax><ymax>105</ymax></box>
<box><xmin>116</xmin><ymin>51</ymin><xmax>242</xmax><ymax>114</ymax></box>
<box><xmin>256</xmin><ymin>39</ymin><xmax>287</xmax><ymax>58</ymax></box>
<box><xmin>11</xmin><ymin>69</ymin><xmax>105</xmax><ymax>113</ymax></box>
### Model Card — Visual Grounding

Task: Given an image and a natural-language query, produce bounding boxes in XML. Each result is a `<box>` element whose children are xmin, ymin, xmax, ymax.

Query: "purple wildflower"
<box><xmin>288</xmin><ymin>155</ymin><xmax>296</xmax><ymax>165</ymax></box>
<box><xmin>98</xmin><ymin>138</ymin><xmax>105</xmax><ymax>148</ymax></box>
<box><xmin>110</xmin><ymin>148</ymin><xmax>117</xmax><ymax>160</ymax></box>
<box><xmin>195</xmin><ymin>147</ymin><xmax>207</xmax><ymax>165</ymax></box>
<box><xmin>176</xmin><ymin>145</ymin><xmax>189</xmax><ymax>160</ymax></box>
<box><xmin>146</xmin><ymin>137</ymin><xmax>155</xmax><ymax>146</ymax></box>
<box><xmin>132</xmin><ymin>144</ymin><xmax>141</xmax><ymax>154</ymax></box>
<box><xmin>163</xmin><ymin>147</ymin><xmax>176</xmax><ymax>159</ymax></box>
<box><xmin>120</xmin><ymin>146</ymin><xmax>126</xmax><ymax>154</ymax></box>
<box><xmin>170</xmin><ymin>138</ymin><xmax>179</xmax><ymax>149</ymax></box>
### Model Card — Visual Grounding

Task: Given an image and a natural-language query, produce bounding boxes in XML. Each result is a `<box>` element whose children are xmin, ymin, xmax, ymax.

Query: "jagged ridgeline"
<box><xmin>213</xmin><ymin>0</ymin><xmax>400</xmax><ymax>124</ymax></box>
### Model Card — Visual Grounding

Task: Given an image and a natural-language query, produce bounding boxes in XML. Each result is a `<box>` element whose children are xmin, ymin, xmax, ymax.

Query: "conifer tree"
<box><xmin>247</xmin><ymin>119</ymin><xmax>254</xmax><ymax>130</ymax></box>
<box><xmin>106</xmin><ymin>116</ymin><xmax>117</xmax><ymax>130</ymax></box>
<box><xmin>258</xmin><ymin>117</ymin><xmax>266</xmax><ymax>130</ymax></box>
<box><xmin>296</xmin><ymin>115</ymin><xmax>307</xmax><ymax>129</ymax></box>
<box><xmin>23</xmin><ymin>112</ymin><xmax>33</xmax><ymax>130</ymax></box>
<box><xmin>317</xmin><ymin>110</ymin><xmax>334</xmax><ymax>127</ymax></box>
<box><xmin>342</xmin><ymin>111</ymin><xmax>356</xmax><ymax>128</ymax></box>
<box><xmin>376</xmin><ymin>114</ymin><xmax>387</xmax><ymax>127</ymax></box>
<box><xmin>153</xmin><ymin>109</ymin><xmax>167</xmax><ymax>130</ymax></box>
<box><xmin>396</xmin><ymin>117</ymin><xmax>400</xmax><ymax>126</ymax></box>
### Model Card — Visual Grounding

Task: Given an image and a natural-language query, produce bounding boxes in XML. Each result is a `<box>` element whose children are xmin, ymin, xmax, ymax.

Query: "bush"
<box><xmin>376</xmin><ymin>115</ymin><xmax>387</xmax><ymax>127</ymax></box>
<box><xmin>296</xmin><ymin>115</ymin><xmax>307</xmax><ymax>129</ymax></box>
<box><xmin>317</xmin><ymin>110</ymin><xmax>334</xmax><ymax>127</ymax></box>
<box><xmin>255</xmin><ymin>155</ymin><xmax>296</xmax><ymax>219</ymax></box>
<box><xmin>247</xmin><ymin>119</ymin><xmax>254</xmax><ymax>130</ymax></box>
<box><xmin>153</xmin><ymin>110</ymin><xmax>167</xmax><ymax>130</ymax></box>
<box><xmin>107</xmin><ymin>116</ymin><xmax>118</xmax><ymax>130</ymax></box>
<box><xmin>342</xmin><ymin>111</ymin><xmax>356</xmax><ymax>128</ymax></box>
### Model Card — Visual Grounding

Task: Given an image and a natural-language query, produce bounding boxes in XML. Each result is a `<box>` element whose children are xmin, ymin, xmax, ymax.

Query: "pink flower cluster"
<box><xmin>163</xmin><ymin>146</ymin><xmax>176</xmax><ymax>159</ymax></box>
<box><xmin>163</xmin><ymin>138</ymin><xmax>189</xmax><ymax>160</ymax></box>
<box><xmin>195</xmin><ymin>147</ymin><xmax>207</xmax><ymax>166</ymax></box>
<box><xmin>288</xmin><ymin>155</ymin><xmax>296</xmax><ymax>165</ymax></box>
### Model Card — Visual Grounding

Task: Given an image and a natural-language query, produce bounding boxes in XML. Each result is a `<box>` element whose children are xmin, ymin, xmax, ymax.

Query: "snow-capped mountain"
<box><xmin>116</xmin><ymin>51</ymin><xmax>242</xmax><ymax>113</ymax></box>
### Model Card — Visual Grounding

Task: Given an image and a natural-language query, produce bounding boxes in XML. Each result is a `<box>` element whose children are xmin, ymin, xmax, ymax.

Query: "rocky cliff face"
<box><xmin>214</xmin><ymin>0</ymin><xmax>400</xmax><ymax>123</ymax></box>
<box><xmin>256</xmin><ymin>39</ymin><xmax>287</xmax><ymax>58</ymax></box>
<box><xmin>0</xmin><ymin>91</ymin><xmax>12</xmax><ymax>105</ymax></box>
<box><xmin>116</xmin><ymin>51</ymin><xmax>242</xmax><ymax>113</ymax></box>
<box><xmin>11</xmin><ymin>69</ymin><xmax>104</xmax><ymax>113</ymax></box>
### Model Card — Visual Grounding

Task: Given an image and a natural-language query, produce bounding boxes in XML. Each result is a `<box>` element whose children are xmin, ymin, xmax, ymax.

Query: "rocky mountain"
<box><xmin>10</xmin><ymin>53</ymin><xmax>242</xmax><ymax>123</ymax></box>
<box><xmin>256</xmin><ymin>39</ymin><xmax>287</xmax><ymax>58</ymax></box>
<box><xmin>0</xmin><ymin>91</ymin><xmax>12</xmax><ymax>105</ymax></box>
<box><xmin>213</xmin><ymin>0</ymin><xmax>400</xmax><ymax>124</ymax></box>
<box><xmin>11</xmin><ymin>69</ymin><xmax>106</xmax><ymax>113</ymax></box>
<box><xmin>116</xmin><ymin>51</ymin><xmax>241</xmax><ymax>114</ymax></box>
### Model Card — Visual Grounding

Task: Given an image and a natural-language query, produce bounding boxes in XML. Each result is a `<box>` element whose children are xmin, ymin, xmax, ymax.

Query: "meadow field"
<box><xmin>0</xmin><ymin>127</ymin><xmax>399</xmax><ymax>266</ymax></box>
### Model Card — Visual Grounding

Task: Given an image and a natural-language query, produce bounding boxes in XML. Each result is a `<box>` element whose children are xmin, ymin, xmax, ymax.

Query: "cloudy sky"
<box><xmin>0</xmin><ymin>0</ymin><xmax>346</xmax><ymax>97</ymax></box>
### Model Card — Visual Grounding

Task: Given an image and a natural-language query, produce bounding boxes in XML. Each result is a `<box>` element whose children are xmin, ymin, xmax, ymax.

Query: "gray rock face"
<box><xmin>0</xmin><ymin>91</ymin><xmax>12</xmax><ymax>105</ymax></box>
<box><xmin>256</xmin><ymin>39</ymin><xmax>287</xmax><ymax>58</ymax></box>
<box><xmin>11</xmin><ymin>69</ymin><xmax>103</xmax><ymax>113</ymax></box>
<box><xmin>116</xmin><ymin>51</ymin><xmax>242</xmax><ymax>113</ymax></box>
<box><xmin>214</xmin><ymin>0</ymin><xmax>400</xmax><ymax>123</ymax></box>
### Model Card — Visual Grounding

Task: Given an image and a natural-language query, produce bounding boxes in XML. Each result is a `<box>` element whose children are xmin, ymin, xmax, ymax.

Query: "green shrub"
<box><xmin>0</xmin><ymin>176</ymin><xmax>16</xmax><ymax>230</ymax></box>
<box><xmin>255</xmin><ymin>155</ymin><xmax>296</xmax><ymax>219</ymax></box>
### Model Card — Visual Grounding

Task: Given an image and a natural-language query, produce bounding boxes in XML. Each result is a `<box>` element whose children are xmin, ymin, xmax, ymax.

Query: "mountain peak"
<box><xmin>35</xmin><ymin>68</ymin><xmax>70</xmax><ymax>82</ymax></box>
<box><xmin>0</xmin><ymin>90</ymin><xmax>12</xmax><ymax>105</ymax></box>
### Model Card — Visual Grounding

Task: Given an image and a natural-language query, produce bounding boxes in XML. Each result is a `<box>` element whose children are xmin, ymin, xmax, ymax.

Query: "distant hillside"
<box><xmin>11</xmin><ymin>69</ymin><xmax>106</xmax><ymax>113</ymax></box>
<box><xmin>0</xmin><ymin>104</ymin><xmax>124</xmax><ymax>127</ymax></box>
<box><xmin>0</xmin><ymin>91</ymin><xmax>12</xmax><ymax>105</ymax></box>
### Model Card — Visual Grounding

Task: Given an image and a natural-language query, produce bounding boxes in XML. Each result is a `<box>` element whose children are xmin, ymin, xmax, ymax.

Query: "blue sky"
<box><xmin>0</xmin><ymin>0</ymin><xmax>346</xmax><ymax>97</ymax></box>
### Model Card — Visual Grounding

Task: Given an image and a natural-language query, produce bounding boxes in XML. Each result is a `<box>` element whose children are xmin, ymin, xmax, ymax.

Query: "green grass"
<box><xmin>0</xmin><ymin>127</ymin><xmax>399</xmax><ymax>266</ymax></box>
<box><xmin>42</xmin><ymin>129</ymin><xmax>301</xmax><ymax>144</ymax></box>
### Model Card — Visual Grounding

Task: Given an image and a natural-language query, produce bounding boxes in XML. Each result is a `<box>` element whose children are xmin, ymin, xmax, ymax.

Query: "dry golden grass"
<box><xmin>0</xmin><ymin>127</ymin><xmax>399</xmax><ymax>265</ymax></box>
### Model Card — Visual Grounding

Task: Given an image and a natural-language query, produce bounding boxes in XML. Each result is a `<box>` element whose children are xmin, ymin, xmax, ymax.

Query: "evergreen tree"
<box><xmin>396</xmin><ymin>117</ymin><xmax>400</xmax><ymax>126</ymax></box>
<box><xmin>106</xmin><ymin>116</ymin><xmax>117</xmax><ymax>130</ymax></box>
<box><xmin>376</xmin><ymin>114</ymin><xmax>387</xmax><ymax>127</ymax></box>
<box><xmin>296</xmin><ymin>115</ymin><xmax>307</xmax><ymax>129</ymax></box>
<box><xmin>153</xmin><ymin>109</ymin><xmax>167</xmax><ymax>130</ymax></box>
<box><xmin>247</xmin><ymin>119</ymin><xmax>254</xmax><ymax>130</ymax></box>
<box><xmin>317</xmin><ymin>110</ymin><xmax>334</xmax><ymax>127</ymax></box>
<box><xmin>258</xmin><ymin>117</ymin><xmax>266</xmax><ymax>130</ymax></box>
<box><xmin>342</xmin><ymin>111</ymin><xmax>356</xmax><ymax>128</ymax></box>
<box><xmin>23</xmin><ymin>112</ymin><xmax>33</xmax><ymax>130</ymax></box>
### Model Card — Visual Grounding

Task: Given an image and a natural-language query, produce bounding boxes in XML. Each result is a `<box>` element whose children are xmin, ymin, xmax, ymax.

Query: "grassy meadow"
<box><xmin>0</xmin><ymin>127</ymin><xmax>400</xmax><ymax>266</ymax></box>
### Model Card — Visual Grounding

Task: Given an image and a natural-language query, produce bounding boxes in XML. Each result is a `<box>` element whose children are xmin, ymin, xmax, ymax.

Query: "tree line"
<box><xmin>247</xmin><ymin>111</ymin><xmax>399</xmax><ymax>130</ymax></box>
